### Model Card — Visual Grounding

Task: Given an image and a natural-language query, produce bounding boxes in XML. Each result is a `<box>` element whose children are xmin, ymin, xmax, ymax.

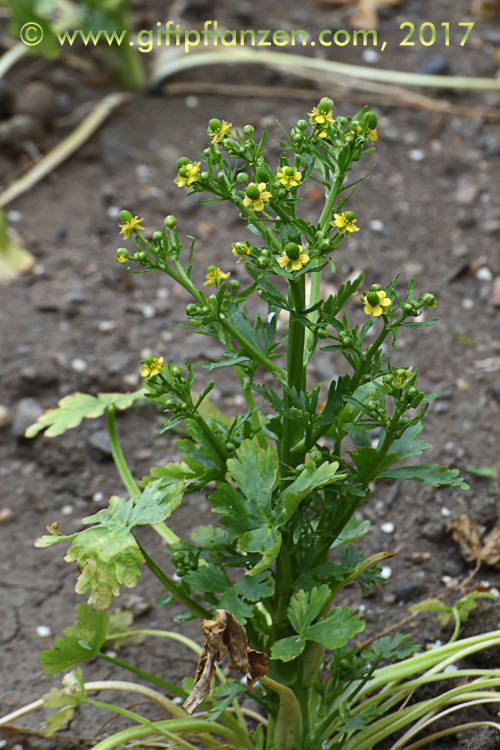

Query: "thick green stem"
<box><xmin>105</xmin><ymin>406</ymin><xmax>138</xmax><ymax>496</ymax></box>
<box><xmin>261</xmin><ymin>676</ymin><xmax>303</xmax><ymax>750</ymax></box>
<box><xmin>281</xmin><ymin>277</ymin><xmax>306</xmax><ymax>470</ymax></box>
<box><xmin>221</xmin><ymin>316</ymin><xmax>285</xmax><ymax>381</ymax></box>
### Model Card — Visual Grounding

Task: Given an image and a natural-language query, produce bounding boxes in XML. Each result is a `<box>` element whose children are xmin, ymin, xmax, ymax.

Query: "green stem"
<box><xmin>221</xmin><ymin>316</ymin><xmax>285</xmax><ymax>381</ymax></box>
<box><xmin>91</xmin><ymin>718</ymin><xmax>243</xmax><ymax>750</ymax></box>
<box><xmin>449</xmin><ymin>606</ymin><xmax>461</xmax><ymax>644</ymax></box>
<box><xmin>281</xmin><ymin>277</ymin><xmax>306</xmax><ymax>470</ymax></box>
<box><xmin>261</xmin><ymin>676</ymin><xmax>303</xmax><ymax>750</ymax></box>
<box><xmin>98</xmin><ymin>653</ymin><xmax>187</xmax><ymax>698</ymax></box>
<box><xmin>135</xmin><ymin>537</ymin><xmax>212</xmax><ymax>619</ymax></box>
<box><xmin>105</xmin><ymin>406</ymin><xmax>138</xmax><ymax>496</ymax></box>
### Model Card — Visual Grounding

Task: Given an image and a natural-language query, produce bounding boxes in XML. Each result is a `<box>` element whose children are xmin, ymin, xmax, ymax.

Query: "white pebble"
<box><xmin>409</xmin><ymin>149</ymin><xmax>425</xmax><ymax>162</ymax></box>
<box><xmin>381</xmin><ymin>522</ymin><xmax>395</xmax><ymax>534</ymax></box>
<box><xmin>0</xmin><ymin>739</ymin><xmax>7</xmax><ymax>748</ymax></box>
<box><xmin>36</xmin><ymin>625</ymin><xmax>52</xmax><ymax>637</ymax></box>
<box><xmin>185</xmin><ymin>95</ymin><xmax>199</xmax><ymax>108</ymax></box>
<box><xmin>369</xmin><ymin>218</ymin><xmax>385</xmax><ymax>232</ymax></box>
<box><xmin>34</xmin><ymin>263</ymin><xmax>46</xmax><ymax>275</ymax></box>
<box><xmin>380</xmin><ymin>566</ymin><xmax>392</xmax><ymax>579</ymax></box>
<box><xmin>156</xmin><ymin>287</ymin><xmax>170</xmax><ymax>300</ymax></box>
<box><xmin>105</xmin><ymin>650</ymin><xmax>117</xmax><ymax>658</ymax></box>
<box><xmin>362</xmin><ymin>49</ymin><xmax>379</xmax><ymax>63</ymax></box>
<box><xmin>93</xmin><ymin>491</ymin><xmax>104</xmax><ymax>503</ymax></box>
<box><xmin>6</xmin><ymin>210</ymin><xmax>22</xmax><ymax>222</ymax></box>
<box><xmin>123</xmin><ymin>373</ymin><xmax>140</xmax><ymax>386</ymax></box>
<box><xmin>98</xmin><ymin>320</ymin><xmax>117</xmax><ymax>333</ymax></box>
<box><xmin>107</xmin><ymin>205</ymin><xmax>120</xmax><ymax>219</ymax></box>
<box><xmin>462</xmin><ymin>298</ymin><xmax>474</xmax><ymax>309</ymax></box>
<box><xmin>141</xmin><ymin>304</ymin><xmax>156</xmax><ymax>319</ymax></box>
<box><xmin>476</xmin><ymin>267</ymin><xmax>493</xmax><ymax>281</ymax></box>
<box><xmin>61</xmin><ymin>505</ymin><xmax>74</xmax><ymax>516</ymax></box>
<box><xmin>71</xmin><ymin>358</ymin><xmax>88</xmax><ymax>372</ymax></box>
<box><xmin>444</xmin><ymin>664</ymin><xmax>459</xmax><ymax>673</ymax></box>
<box><xmin>440</xmin><ymin>507</ymin><xmax>451</xmax><ymax>517</ymax></box>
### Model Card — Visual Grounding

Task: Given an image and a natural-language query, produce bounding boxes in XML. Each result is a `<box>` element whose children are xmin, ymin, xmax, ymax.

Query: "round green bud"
<box><xmin>245</xmin><ymin>183</ymin><xmax>261</xmax><ymax>200</ymax></box>
<box><xmin>369</xmin><ymin>283</ymin><xmax>382</xmax><ymax>292</ymax></box>
<box><xmin>176</xmin><ymin>157</ymin><xmax>190</xmax><ymax>170</ymax></box>
<box><xmin>364</xmin><ymin>111</ymin><xmax>378</xmax><ymax>129</ymax></box>
<box><xmin>138</xmin><ymin>251</ymin><xmax>147</xmax><ymax>262</ymax></box>
<box><xmin>260</xmin><ymin>248</ymin><xmax>271</xmax><ymax>258</ymax></box>
<box><xmin>152</xmin><ymin>231</ymin><xmax>163</xmax><ymax>242</ymax></box>
<box><xmin>257</xmin><ymin>257</ymin><xmax>269</xmax><ymax>268</ymax></box>
<box><xmin>116</xmin><ymin>248</ymin><xmax>128</xmax><ymax>262</ymax></box>
<box><xmin>422</xmin><ymin>293</ymin><xmax>436</xmax><ymax>307</ymax></box>
<box><xmin>208</xmin><ymin>294</ymin><xmax>217</xmax><ymax>302</ymax></box>
<box><xmin>200</xmin><ymin>171</ymin><xmax>209</xmax><ymax>180</ymax></box>
<box><xmin>178</xmin><ymin>402</ymin><xmax>187</xmax><ymax>411</ymax></box>
<box><xmin>367</xmin><ymin>291</ymin><xmax>381</xmax><ymax>306</ymax></box>
<box><xmin>164</xmin><ymin>399</ymin><xmax>177</xmax><ymax>411</ymax></box>
<box><xmin>296</xmin><ymin>119</ymin><xmax>308</xmax><ymax>130</ymax></box>
<box><xmin>243</xmin><ymin>124</ymin><xmax>254</xmax><ymax>136</ymax></box>
<box><xmin>345</xmin><ymin>211</ymin><xmax>355</xmax><ymax>221</ymax></box>
<box><xmin>201</xmin><ymin>306</ymin><xmax>209</xmax><ymax>315</ymax></box>
<box><xmin>284</xmin><ymin>166</ymin><xmax>296</xmax><ymax>177</ymax></box>
<box><xmin>292</xmin><ymin>133</ymin><xmax>303</xmax><ymax>144</ymax></box>
<box><xmin>308</xmin><ymin>449</ymin><xmax>322</xmax><ymax>462</ymax></box>
<box><xmin>336</xmin><ymin>116</ymin><xmax>347</xmax><ymax>127</ymax></box>
<box><xmin>164</xmin><ymin>215</ymin><xmax>178</xmax><ymax>229</ymax></box>
<box><xmin>236</xmin><ymin>172</ymin><xmax>249</xmax><ymax>184</ymax></box>
<box><xmin>119</xmin><ymin>209</ymin><xmax>132</xmax><ymax>223</ymax></box>
<box><xmin>229</xmin><ymin>279</ymin><xmax>240</xmax><ymax>290</ymax></box>
<box><xmin>277</xmin><ymin>188</ymin><xmax>287</xmax><ymax>199</ymax></box>
<box><xmin>223</xmin><ymin>137</ymin><xmax>239</xmax><ymax>150</ymax></box>
<box><xmin>203</xmin><ymin>148</ymin><xmax>211</xmax><ymax>158</ymax></box>
<box><xmin>186</xmin><ymin>303</ymin><xmax>198</xmax><ymax>315</ymax></box>
<box><xmin>171</xmin><ymin>365</ymin><xmax>182</xmax><ymax>378</ymax></box>
<box><xmin>284</xmin><ymin>242</ymin><xmax>301</xmax><ymax>260</ymax></box>
<box><xmin>318</xmin><ymin>97</ymin><xmax>334</xmax><ymax>113</ymax></box>
<box><xmin>367</xmin><ymin>400</ymin><xmax>378</xmax><ymax>412</ymax></box>
<box><xmin>406</xmin><ymin>386</ymin><xmax>418</xmax><ymax>400</ymax></box>
<box><xmin>403</xmin><ymin>302</ymin><xmax>414</xmax><ymax>314</ymax></box>
<box><xmin>318</xmin><ymin>327</ymin><xmax>330</xmax><ymax>339</ymax></box>
<box><xmin>217</xmin><ymin>172</ymin><xmax>227</xmax><ymax>186</ymax></box>
<box><xmin>178</xmin><ymin>166</ymin><xmax>189</xmax><ymax>178</ymax></box>
<box><xmin>208</xmin><ymin>117</ymin><xmax>222</xmax><ymax>131</ymax></box>
<box><xmin>319</xmin><ymin>239</ymin><xmax>331</xmax><ymax>253</ymax></box>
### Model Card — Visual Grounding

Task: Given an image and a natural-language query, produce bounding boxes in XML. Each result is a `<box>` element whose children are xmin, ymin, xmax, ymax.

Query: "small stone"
<box><xmin>434</xmin><ymin>400</ymin><xmax>450</xmax><ymax>414</ymax></box>
<box><xmin>71</xmin><ymin>358</ymin><xmax>88</xmax><ymax>372</ymax></box>
<box><xmin>0</xmin><ymin>508</ymin><xmax>13</xmax><ymax>523</ymax></box>
<box><xmin>418</xmin><ymin>54</ymin><xmax>449</xmax><ymax>75</ymax></box>
<box><xmin>491</xmin><ymin>278</ymin><xmax>500</xmax><ymax>307</ymax></box>
<box><xmin>482</xmin><ymin>220</ymin><xmax>500</xmax><ymax>236</ymax></box>
<box><xmin>185</xmin><ymin>95</ymin><xmax>199</xmax><ymax>109</ymax></box>
<box><xmin>393</xmin><ymin>581</ymin><xmax>425</xmax><ymax>602</ymax></box>
<box><xmin>0</xmin><ymin>404</ymin><xmax>10</xmax><ymax>429</ymax></box>
<box><xmin>122</xmin><ymin>593</ymin><xmax>152</xmax><ymax>616</ymax></box>
<box><xmin>88</xmin><ymin>429</ymin><xmax>113</xmax><ymax>459</ymax></box>
<box><xmin>12</xmin><ymin>398</ymin><xmax>43</xmax><ymax>437</ymax></box>
<box><xmin>380</xmin><ymin>521</ymin><xmax>395</xmax><ymax>534</ymax></box>
<box><xmin>454</xmin><ymin>178</ymin><xmax>479</xmax><ymax>205</ymax></box>
<box><xmin>61</xmin><ymin>505</ymin><xmax>74</xmax><ymax>516</ymax></box>
<box><xmin>362</xmin><ymin>49</ymin><xmax>379</xmax><ymax>63</ymax></box>
<box><xmin>441</xmin><ymin>507</ymin><xmax>451</xmax><ymax>517</ymax></box>
<box><xmin>476</xmin><ymin>267</ymin><xmax>493</xmax><ymax>281</ymax></box>
<box><xmin>420</xmin><ymin>520</ymin><xmax>445</xmax><ymax>541</ymax></box>
<box><xmin>105</xmin><ymin>351</ymin><xmax>130</xmax><ymax>374</ymax></box>
<box><xmin>98</xmin><ymin>320</ymin><xmax>117</xmax><ymax>333</ymax></box>
<box><xmin>408</xmin><ymin>149</ymin><xmax>425</xmax><ymax>162</ymax></box>
<box><xmin>462</xmin><ymin>298</ymin><xmax>474</xmax><ymax>309</ymax></box>
<box><xmin>380</xmin><ymin>566</ymin><xmax>392</xmax><ymax>580</ymax></box>
<box><xmin>369</xmin><ymin>219</ymin><xmax>385</xmax><ymax>232</ymax></box>
<box><xmin>36</xmin><ymin>625</ymin><xmax>52</xmax><ymax>637</ymax></box>
<box><xmin>93</xmin><ymin>491</ymin><xmax>104</xmax><ymax>503</ymax></box>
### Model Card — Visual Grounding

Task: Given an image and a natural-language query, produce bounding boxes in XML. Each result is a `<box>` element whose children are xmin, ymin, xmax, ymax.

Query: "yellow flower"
<box><xmin>115</xmin><ymin>249</ymin><xmax>129</xmax><ymax>264</ymax></box>
<box><xmin>278</xmin><ymin>243</ymin><xmax>310</xmax><ymax>272</ymax></box>
<box><xmin>367</xmin><ymin>127</ymin><xmax>378</xmax><ymax>142</ymax></box>
<box><xmin>140</xmin><ymin>356</ymin><xmax>164</xmax><ymax>379</ymax></box>
<box><xmin>395</xmin><ymin>368</ymin><xmax>410</xmax><ymax>388</ymax></box>
<box><xmin>232</xmin><ymin>242</ymin><xmax>251</xmax><ymax>263</ymax></box>
<box><xmin>331</xmin><ymin>211</ymin><xmax>360</xmax><ymax>237</ymax></box>
<box><xmin>174</xmin><ymin>161</ymin><xmax>201</xmax><ymax>188</ymax></box>
<box><xmin>243</xmin><ymin>182</ymin><xmax>271</xmax><ymax>212</ymax></box>
<box><xmin>208</xmin><ymin>118</ymin><xmax>232</xmax><ymax>144</ymax></box>
<box><xmin>308</xmin><ymin>106</ymin><xmax>334</xmax><ymax>129</ymax></box>
<box><xmin>204</xmin><ymin>266</ymin><xmax>230</xmax><ymax>286</ymax></box>
<box><xmin>277</xmin><ymin>166</ymin><xmax>303</xmax><ymax>188</ymax></box>
<box><xmin>119</xmin><ymin>215</ymin><xmax>145</xmax><ymax>239</ymax></box>
<box><xmin>362</xmin><ymin>290</ymin><xmax>392</xmax><ymax>317</ymax></box>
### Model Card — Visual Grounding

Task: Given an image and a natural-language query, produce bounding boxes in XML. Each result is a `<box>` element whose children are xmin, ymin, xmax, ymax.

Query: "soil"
<box><xmin>1</xmin><ymin>0</ymin><xmax>500</xmax><ymax>747</ymax></box>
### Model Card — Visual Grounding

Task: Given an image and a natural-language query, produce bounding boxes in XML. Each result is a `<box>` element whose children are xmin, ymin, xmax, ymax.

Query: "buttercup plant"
<box><xmin>8</xmin><ymin>99</ymin><xmax>500</xmax><ymax>749</ymax></box>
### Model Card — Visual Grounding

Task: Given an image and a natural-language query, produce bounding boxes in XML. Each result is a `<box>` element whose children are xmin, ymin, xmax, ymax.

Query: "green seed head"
<box><xmin>284</xmin><ymin>242</ymin><xmax>301</xmax><ymax>260</ymax></box>
<box><xmin>208</xmin><ymin>118</ymin><xmax>222</xmax><ymax>131</ymax></box>
<box><xmin>176</xmin><ymin>157</ymin><xmax>190</xmax><ymax>170</ymax></box>
<box><xmin>119</xmin><ymin>209</ymin><xmax>132</xmax><ymax>223</ymax></box>
<box><xmin>164</xmin><ymin>215</ymin><xmax>178</xmax><ymax>229</ymax></box>
<box><xmin>367</xmin><ymin>291</ymin><xmax>381</xmax><ymax>306</ymax></box>
<box><xmin>245</xmin><ymin>184</ymin><xmax>261</xmax><ymax>200</ymax></box>
<box><xmin>284</xmin><ymin>166</ymin><xmax>296</xmax><ymax>177</ymax></box>
<box><xmin>243</xmin><ymin>124</ymin><xmax>254</xmax><ymax>136</ymax></box>
<box><xmin>318</xmin><ymin>97</ymin><xmax>333</xmax><ymax>113</ymax></box>
<box><xmin>236</xmin><ymin>172</ymin><xmax>249</xmax><ymax>185</ymax></box>
<box><xmin>364</xmin><ymin>111</ymin><xmax>378</xmax><ymax>129</ymax></box>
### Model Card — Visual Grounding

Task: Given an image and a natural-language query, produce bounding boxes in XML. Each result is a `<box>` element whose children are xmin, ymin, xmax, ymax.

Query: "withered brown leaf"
<box><xmin>450</xmin><ymin>514</ymin><xmax>500</xmax><ymax>567</ymax></box>
<box><xmin>183</xmin><ymin>609</ymin><xmax>268</xmax><ymax>714</ymax></box>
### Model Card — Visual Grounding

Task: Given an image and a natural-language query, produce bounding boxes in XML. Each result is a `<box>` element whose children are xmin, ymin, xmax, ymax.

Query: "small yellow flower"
<box><xmin>331</xmin><ymin>211</ymin><xmax>360</xmax><ymax>237</ymax></box>
<box><xmin>115</xmin><ymin>249</ymin><xmax>129</xmax><ymax>264</ymax></box>
<box><xmin>174</xmin><ymin>161</ymin><xmax>201</xmax><ymax>188</ymax></box>
<box><xmin>367</xmin><ymin>127</ymin><xmax>378</xmax><ymax>142</ymax></box>
<box><xmin>243</xmin><ymin>182</ymin><xmax>272</xmax><ymax>212</ymax></box>
<box><xmin>232</xmin><ymin>242</ymin><xmax>251</xmax><ymax>263</ymax></box>
<box><xmin>277</xmin><ymin>166</ymin><xmax>303</xmax><ymax>188</ymax></box>
<box><xmin>278</xmin><ymin>243</ymin><xmax>310</xmax><ymax>272</ymax></box>
<box><xmin>422</xmin><ymin>293</ymin><xmax>437</xmax><ymax>309</ymax></box>
<box><xmin>204</xmin><ymin>266</ymin><xmax>230</xmax><ymax>286</ymax></box>
<box><xmin>308</xmin><ymin>106</ymin><xmax>334</xmax><ymax>129</ymax></box>
<box><xmin>208</xmin><ymin>118</ymin><xmax>232</xmax><ymax>144</ymax></box>
<box><xmin>119</xmin><ymin>215</ymin><xmax>145</xmax><ymax>239</ymax></box>
<box><xmin>395</xmin><ymin>368</ymin><xmax>410</xmax><ymax>388</ymax></box>
<box><xmin>140</xmin><ymin>356</ymin><xmax>164</xmax><ymax>379</ymax></box>
<box><xmin>362</xmin><ymin>290</ymin><xmax>392</xmax><ymax>317</ymax></box>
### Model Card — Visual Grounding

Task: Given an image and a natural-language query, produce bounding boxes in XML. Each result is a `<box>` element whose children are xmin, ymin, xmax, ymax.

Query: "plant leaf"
<box><xmin>376</xmin><ymin>464</ymin><xmax>469</xmax><ymax>489</ymax></box>
<box><xmin>40</xmin><ymin>605</ymin><xmax>108</xmax><ymax>675</ymax></box>
<box><xmin>227</xmin><ymin>437</ymin><xmax>278</xmax><ymax>504</ymax></box>
<box><xmin>270</xmin><ymin>635</ymin><xmax>306</xmax><ymax>662</ymax></box>
<box><xmin>305</xmin><ymin>606</ymin><xmax>365</xmax><ymax>649</ymax></box>
<box><xmin>287</xmin><ymin>586</ymin><xmax>331</xmax><ymax>633</ymax></box>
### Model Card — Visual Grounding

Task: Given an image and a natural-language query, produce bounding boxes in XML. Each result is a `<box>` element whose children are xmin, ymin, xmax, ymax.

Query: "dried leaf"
<box><xmin>450</xmin><ymin>514</ymin><xmax>483</xmax><ymax>563</ymax></box>
<box><xmin>183</xmin><ymin>609</ymin><xmax>268</xmax><ymax>713</ymax></box>
<box><xmin>353</xmin><ymin>0</ymin><xmax>401</xmax><ymax>29</ymax></box>
<box><xmin>450</xmin><ymin>514</ymin><xmax>500</xmax><ymax>568</ymax></box>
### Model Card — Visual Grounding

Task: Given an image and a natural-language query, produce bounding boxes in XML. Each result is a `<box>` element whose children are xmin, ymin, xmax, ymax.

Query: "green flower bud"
<box><xmin>171</xmin><ymin>365</ymin><xmax>183</xmax><ymax>378</ymax></box>
<box><xmin>296</xmin><ymin>119</ymin><xmax>308</xmax><ymax>130</ymax></box>
<box><xmin>367</xmin><ymin>400</ymin><xmax>378</xmax><ymax>412</ymax></box>
<box><xmin>319</xmin><ymin>239</ymin><xmax>332</xmax><ymax>253</ymax></box>
<box><xmin>318</xmin><ymin>97</ymin><xmax>334</xmax><ymax>113</ymax></box>
<box><xmin>200</xmin><ymin>171</ymin><xmax>209</xmax><ymax>180</ymax></box>
<box><xmin>164</xmin><ymin>399</ymin><xmax>177</xmax><ymax>411</ymax></box>
<box><xmin>318</xmin><ymin>327</ymin><xmax>330</xmax><ymax>339</ymax></box>
<box><xmin>186</xmin><ymin>303</ymin><xmax>198</xmax><ymax>315</ymax></box>
<box><xmin>284</xmin><ymin>242</ymin><xmax>300</xmax><ymax>260</ymax></box>
<box><xmin>284</xmin><ymin>166</ymin><xmax>296</xmax><ymax>177</ymax></box>
<box><xmin>119</xmin><ymin>209</ymin><xmax>132</xmax><ymax>223</ymax></box>
<box><xmin>364</xmin><ymin>111</ymin><xmax>378</xmax><ymax>129</ymax></box>
<box><xmin>403</xmin><ymin>303</ymin><xmax>414</xmax><ymax>314</ymax></box>
<box><xmin>229</xmin><ymin>279</ymin><xmax>241</xmax><ymax>290</ymax></box>
<box><xmin>115</xmin><ymin>248</ymin><xmax>129</xmax><ymax>263</ymax></box>
<box><xmin>152</xmin><ymin>231</ymin><xmax>163</xmax><ymax>241</ymax></box>
<box><xmin>292</xmin><ymin>133</ymin><xmax>303</xmax><ymax>144</ymax></box>
<box><xmin>178</xmin><ymin>166</ymin><xmax>189</xmax><ymax>178</ymax></box>
<box><xmin>406</xmin><ymin>386</ymin><xmax>418</xmax><ymax>400</ymax></box>
<box><xmin>243</xmin><ymin>124</ymin><xmax>254</xmax><ymax>136</ymax></box>
<box><xmin>245</xmin><ymin>183</ymin><xmax>261</xmax><ymax>200</ymax></box>
<box><xmin>176</xmin><ymin>157</ymin><xmax>190</xmax><ymax>170</ymax></box>
<box><xmin>236</xmin><ymin>172</ymin><xmax>249</xmax><ymax>184</ymax></box>
<box><xmin>217</xmin><ymin>171</ymin><xmax>227</xmax><ymax>186</ymax></box>
<box><xmin>203</xmin><ymin>148</ymin><xmax>211</xmax><ymax>158</ymax></box>
<box><xmin>369</xmin><ymin>283</ymin><xmax>382</xmax><ymax>292</ymax></box>
<box><xmin>208</xmin><ymin>118</ymin><xmax>222</xmax><ymax>131</ymax></box>
<box><xmin>164</xmin><ymin>215</ymin><xmax>178</xmax><ymax>229</ymax></box>
<box><xmin>345</xmin><ymin>211</ymin><xmax>355</xmax><ymax>221</ymax></box>
<box><xmin>201</xmin><ymin>306</ymin><xmax>209</xmax><ymax>314</ymax></box>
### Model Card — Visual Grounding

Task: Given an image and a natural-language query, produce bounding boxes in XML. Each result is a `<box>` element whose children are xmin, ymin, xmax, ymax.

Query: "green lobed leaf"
<box><xmin>287</xmin><ymin>586</ymin><xmax>331</xmax><ymax>633</ymax></box>
<box><xmin>227</xmin><ymin>437</ymin><xmax>278</xmax><ymax>504</ymax></box>
<box><xmin>218</xmin><ymin>590</ymin><xmax>254</xmax><ymax>624</ymax></box>
<box><xmin>280</xmin><ymin>461</ymin><xmax>344</xmax><ymax>518</ymax></box>
<box><xmin>40</xmin><ymin>606</ymin><xmax>108</xmax><ymax>675</ymax></box>
<box><xmin>25</xmin><ymin>390</ymin><xmax>145</xmax><ymax>438</ymax></box>
<box><xmin>235</xmin><ymin>571</ymin><xmax>274</xmax><ymax>601</ymax></box>
<box><xmin>305</xmin><ymin>606</ymin><xmax>365</xmax><ymax>649</ymax></box>
<box><xmin>270</xmin><ymin>635</ymin><xmax>306</xmax><ymax>662</ymax></box>
<box><xmin>42</xmin><ymin>668</ymin><xmax>88</xmax><ymax>736</ymax></box>
<box><xmin>389</xmin><ymin>423</ymin><xmax>431</xmax><ymax>460</ymax></box>
<box><xmin>185</xmin><ymin>563</ymin><xmax>231</xmax><ymax>594</ymax></box>
<box><xmin>238</xmin><ymin>526</ymin><xmax>282</xmax><ymax>575</ymax></box>
<box><xmin>376</xmin><ymin>464</ymin><xmax>469</xmax><ymax>489</ymax></box>
<box><xmin>330</xmin><ymin>516</ymin><xmax>371</xmax><ymax>549</ymax></box>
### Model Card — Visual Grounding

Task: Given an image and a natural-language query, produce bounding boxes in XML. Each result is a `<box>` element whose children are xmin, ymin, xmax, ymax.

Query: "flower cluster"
<box><xmin>207</xmin><ymin>118</ymin><xmax>232</xmax><ymax>144</ymax></box>
<box><xmin>140</xmin><ymin>356</ymin><xmax>164</xmax><ymax>379</ymax></box>
<box><xmin>204</xmin><ymin>266</ymin><xmax>230</xmax><ymax>286</ymax></box>
<box><xmin>174</xmin><ymin>159</ymin><xmax>201</xmax><ymax>188</ymax></box>
<box><xmin>331</xmin><ymin>211</ymin><xmax>359</xmax><ymax>237</ymax></box>
<box><xmin>308</xmin><ymin>97</ymin><xmax>335</xmax><ymax>138</ymax></box>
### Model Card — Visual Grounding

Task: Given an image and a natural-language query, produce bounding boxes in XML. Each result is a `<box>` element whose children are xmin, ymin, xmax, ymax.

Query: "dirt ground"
<box><xmin>1</xmin><ymin>0</ymin><xmax>500</xmax><ymax>747</ymax></box>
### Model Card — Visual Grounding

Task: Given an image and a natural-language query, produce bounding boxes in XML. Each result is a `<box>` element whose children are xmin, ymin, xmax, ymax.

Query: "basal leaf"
<box><xmin>42</xmin><ymin>668</ymin><xmax>88</xmax><ymax>736</ymax></box>
<box><xmin>287</xmin><ymin>586</ymin><xmax>331</xmax><ymax>634</ymax></box>
<box><xmin>40</xmin><ymin>606</ymin><xmax>108</xmax><ymax>675</ymax></box>
<box><xmin>305</xmin><ymin>606</ymin><xmax>365</xmax><ymax>649</ymax></box>
<box><xmin>270</xmin><ymin>635</ymin><xmax>306</xmax><ymax>662</ymax></box>
<box><xmin>25</xmin><ymin>390</ymin><xmax>145</xmax><ymax>438</ymax></box>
